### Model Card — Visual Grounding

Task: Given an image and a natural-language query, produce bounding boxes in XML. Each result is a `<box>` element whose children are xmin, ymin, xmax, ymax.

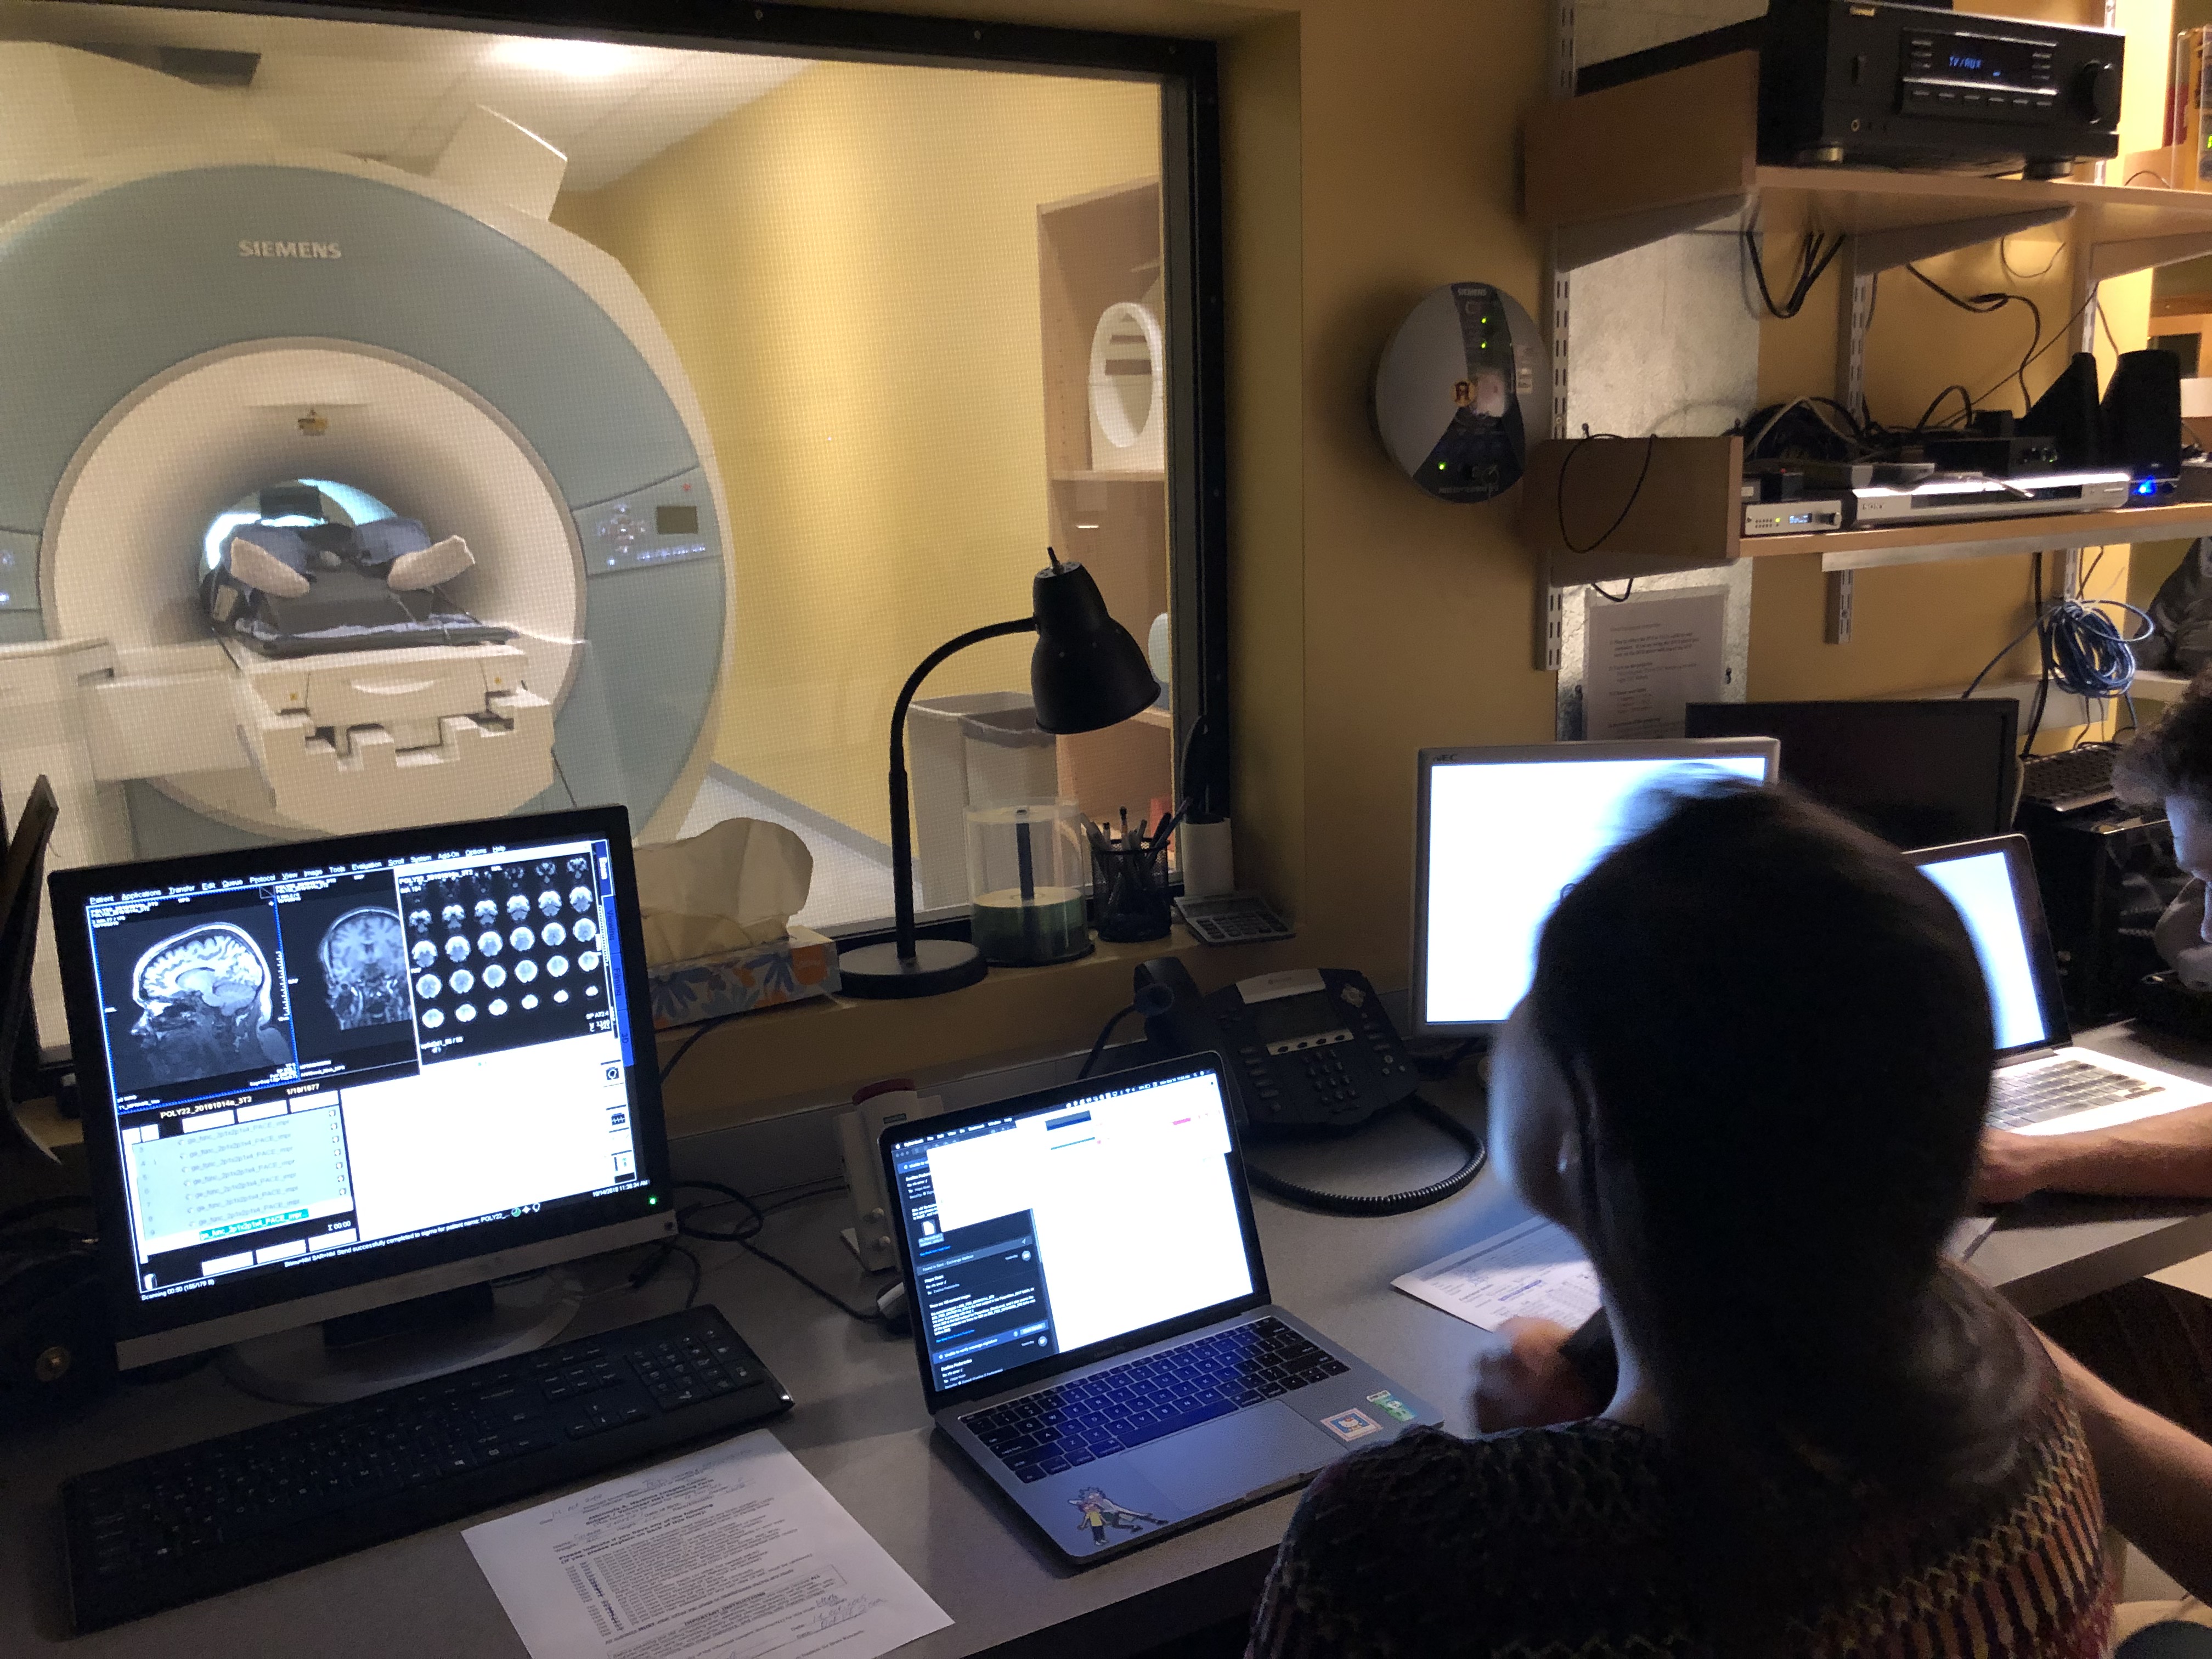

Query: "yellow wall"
<box><xmin>554</xmin><ymin>64</ymin><xmax>1159</xmax><ymax>842</ymax></box>
<box><xmin>626</xmin><ymin>0</ymin><xmax>2182</xmax><ymax>1119</ymax></box>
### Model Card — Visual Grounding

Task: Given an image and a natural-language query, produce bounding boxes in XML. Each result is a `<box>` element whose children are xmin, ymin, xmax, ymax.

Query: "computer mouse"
<box><xmin>876</xmin><ymin>1281</ymin><xmax>911</xmax><ymax>1337</ymax></box>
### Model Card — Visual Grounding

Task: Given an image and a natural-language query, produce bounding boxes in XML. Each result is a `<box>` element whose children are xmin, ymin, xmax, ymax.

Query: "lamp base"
<box><xmin>838</xmin><ymin>938</ymin><xmax>989</xmax><ymax>1000</ymax></box>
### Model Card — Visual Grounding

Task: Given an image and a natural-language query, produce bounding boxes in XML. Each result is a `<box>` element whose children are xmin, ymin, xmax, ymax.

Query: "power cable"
<box><xmin>1556</xmin><ymin>428</ymin><xmax>1657</xmax><ymax>555</ymax></box>
<box><xmin>1904</xmin><ymin>264</ymin><xmax>2041</xmax><ymax>415</ymax></box>
<box><xmin>673</xmin><ymin>1178</ymin><xmax>885</xmax><ymax>1324</ymax></box>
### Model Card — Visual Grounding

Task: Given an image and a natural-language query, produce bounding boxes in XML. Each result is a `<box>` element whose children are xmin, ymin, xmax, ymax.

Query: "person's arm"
<box><xmin>1976</xmin><ymin>1103</ymin><xmax>2212</xmax><ymax>1201</ymax></box>
<box><xmin>2042</xmin><ymin>1333</ymin><xmax>2212</xmax><ymax>1600</ymax></box>
<box><xmin>1470</xmin><ymin>1311</ymin><xmax>1611</xmax><ymax>1432</ymax></box>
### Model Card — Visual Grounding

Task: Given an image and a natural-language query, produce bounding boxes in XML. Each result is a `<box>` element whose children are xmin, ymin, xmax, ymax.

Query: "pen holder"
<box><xmin>1090</xmin><ymin>833</ymin><xmax>1173</xmax><ymax>943</ymax></box>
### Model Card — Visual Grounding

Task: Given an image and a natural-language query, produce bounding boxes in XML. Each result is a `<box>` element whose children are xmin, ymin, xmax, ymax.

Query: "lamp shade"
<box><xmin>1029</xmin><ymin>554</ymin><xmax>1159</xmax><ymax>735</ymax></box>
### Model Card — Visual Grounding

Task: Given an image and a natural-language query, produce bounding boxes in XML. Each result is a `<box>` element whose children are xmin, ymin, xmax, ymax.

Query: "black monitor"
<box><xmin>50</xmin><ymin>806</ymin><xmax>674</xmax><ymax>1381</ymax></box>
<box><xmin>0</xmin><ymin>775</ymin><xmax>58</xmax><ymax>1160</ymax></box>
<box><xmin>1683</xmin><ymin>699</ymin><xmax>2019</xmax><ymax>849</ymax></box>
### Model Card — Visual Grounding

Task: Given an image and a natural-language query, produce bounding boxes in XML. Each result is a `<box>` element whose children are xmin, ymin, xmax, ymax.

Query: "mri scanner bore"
<box><xmin>0</xmin><ymin>38</ymin><xmax>737</xmax><ymax>1026</ymax></box>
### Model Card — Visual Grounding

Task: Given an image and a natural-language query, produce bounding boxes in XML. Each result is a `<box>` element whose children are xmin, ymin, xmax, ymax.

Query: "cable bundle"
<box><xmin>1963</xmin><ymin>556</ymin><xmax>2154</xmax><ymax>755</ymax></box>
<box><xmin>2040</xmin><ymin>592</ymin><xmax>2152</xmax><ymax>699</ymax></box>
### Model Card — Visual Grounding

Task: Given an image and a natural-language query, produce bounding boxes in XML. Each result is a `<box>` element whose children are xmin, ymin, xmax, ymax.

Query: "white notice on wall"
<box><xmin>1392</xmin><ymin>1214</ymin><xmax>1602</xmax><ymax>1333</ymax></box>
<box><xmin>464</xmin><ymin>1432</ymin><xmax>951</xmax><ymax>1659</ymax></box>
<box><xmin>1583</xmin><ymin>585</ymin><xmax>1728</xmax><ymax>740</ymax></box>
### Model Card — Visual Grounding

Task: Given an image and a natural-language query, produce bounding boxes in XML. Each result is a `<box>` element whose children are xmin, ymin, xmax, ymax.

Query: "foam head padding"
<box><xmin>224</xmin><ymin>535</ymin><xmax>311</xmax><ymax>599</ymax></box>
<box><xmin>385</xmin><ymin>534</ymin><xmax>474</xmax><ymax>592</ymax></box>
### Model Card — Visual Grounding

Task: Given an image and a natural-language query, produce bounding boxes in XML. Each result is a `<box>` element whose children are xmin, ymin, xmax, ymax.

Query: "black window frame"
<box><xmin>238</xmin><ymin>0</ymin><xmax>1235</xmax><ymax>952</ymax></box>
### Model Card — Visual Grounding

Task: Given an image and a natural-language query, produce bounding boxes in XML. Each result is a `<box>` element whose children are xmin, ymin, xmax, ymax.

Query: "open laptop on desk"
<box><xmin>881</xmin><ymin>1053</ymin><xmax>1438</xmax><ymax>1566</ymax></box>
<box><xmin>1912</xmin><ymin>834</ymin><xmax>2212</xmax><ymax>1135</ymax></box>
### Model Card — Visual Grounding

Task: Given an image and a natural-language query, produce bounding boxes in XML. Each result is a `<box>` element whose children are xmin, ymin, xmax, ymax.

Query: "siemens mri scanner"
<box><xmin>0</xmin><ymin>44</ymin><xmax>735</xmax><ymax>1020</ymax></box>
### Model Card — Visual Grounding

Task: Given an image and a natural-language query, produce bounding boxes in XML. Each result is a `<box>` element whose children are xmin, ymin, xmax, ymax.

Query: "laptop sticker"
<box><xmin>1070</xmin><ymin>1485</ymin><xmax>1167</xmax><ymax>1546</ymax></box>
<box><xmin>1365</xmin><ymin>1391</ymin><xmax>1418</xmax><ymax>1424</ymax></box>
<box><xmin>1323</xmin><ymin>1408</ymin><xmax>1383</xmax><ymax>1442</ymax></box>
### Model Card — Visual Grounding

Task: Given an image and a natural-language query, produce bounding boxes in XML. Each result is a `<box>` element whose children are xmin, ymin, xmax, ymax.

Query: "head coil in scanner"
<box><xmin>0</xmin><ymin>42</ymin><xmax>736</xmax><ymax>882</ymax></box>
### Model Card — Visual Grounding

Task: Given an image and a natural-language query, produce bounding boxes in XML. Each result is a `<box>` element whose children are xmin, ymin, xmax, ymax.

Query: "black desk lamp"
<box><xmin>840</xmin><ymin>551</ymin><xmax>1159</xmax><ymax>1000</ymax></box>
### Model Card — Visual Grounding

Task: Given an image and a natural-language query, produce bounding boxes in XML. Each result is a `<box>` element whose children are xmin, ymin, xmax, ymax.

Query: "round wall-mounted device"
<box><xmin>1088</xmin><ymin>299</ymin><xmax>1165</xmax><ymax>473</ymax></box>
<box><xmin>1371</xmin><ymin>281</ymin><xmax>1547</xmax><ymax>503</ymax></box>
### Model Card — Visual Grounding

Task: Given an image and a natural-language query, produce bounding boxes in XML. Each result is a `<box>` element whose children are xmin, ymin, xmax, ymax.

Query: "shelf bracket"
<box><xmin>2073</xmin><ymin>233</ymin><xmax>2212</xmax><ymax>349</ymax></box>
<box><xmin>1555</xmin><ymin>193</ymin><xmax>1748</xmax><ymax>272</ymax></box>
<box><xmin>2081</xmin><ymin>230</ymin><xmax>2212</xmax><ymax>287</ymax></box>
<box><xmin>1847</xmin><ymin>206</ymin><xmax>2074</xmax><ymax>275</ymax></box>
<box><xmin>1824</xmin><ymin>570</ymin><xmax>1853</xmax><ymax>645</ymax></box>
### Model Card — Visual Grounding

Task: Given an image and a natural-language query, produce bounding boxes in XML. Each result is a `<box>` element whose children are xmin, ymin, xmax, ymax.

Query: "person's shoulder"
<box><xmin>1291</xmin><ymin>1418</ymin><xmax>1666</xmax><ymax>1559</ymax></box>
<box><xmin>1248</xmin><ymin>1421</ymin><xmax>1675</xmax><ymax>1658</ymax></box>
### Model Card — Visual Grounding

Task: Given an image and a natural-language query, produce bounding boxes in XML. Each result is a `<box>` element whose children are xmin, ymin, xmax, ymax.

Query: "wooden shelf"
<box><xmin>1745</xmin><ymin>500</ymin><xmax>2212</xmax><ymax>571</ymax></box>
<box><xmin>1520</xmin><ymin>430</ymin><xmax>2212</xmax><ymax>575</ymax></box>
<box><xmin>1051</xmin><ymin>469</ymin><xmax>1164</xmax><ymax>485</ymax></box>
<box><xmin>1525</xmin><ymin>52</ymin><xmax>2212</xmax><ymax>275</ymax></box>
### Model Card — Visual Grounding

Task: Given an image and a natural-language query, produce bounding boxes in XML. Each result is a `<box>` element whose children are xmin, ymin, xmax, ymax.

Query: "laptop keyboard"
<box><xmin>958</xmin><ymin>1317</ymin><xmax>1347</xmax><ymax>1484</ymax></box>
<box><xmin>1989</xmin><ymin>1059</ymin><xmax>2159</xmax><ymax>1128</ymax></box>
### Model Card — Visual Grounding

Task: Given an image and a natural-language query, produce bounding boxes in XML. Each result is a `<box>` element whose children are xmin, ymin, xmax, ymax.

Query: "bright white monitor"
<box><xmin>1908</xmin><ymin>839</ymin><xmax>2065</xmax><ymax>1055</ymax></box>
<box><xmin>1412</xmin><ymin>740</ymin><xmax>1780</xmax><ymax>1034</ymax></box>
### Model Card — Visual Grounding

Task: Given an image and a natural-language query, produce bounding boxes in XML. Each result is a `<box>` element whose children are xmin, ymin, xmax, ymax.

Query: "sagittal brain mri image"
<box><xmin>319</xmin><ymin>907</ymin><xmax>410</xmax><ymax>1029</ymax></box>
<box><xmin>129</xmin><ymin>923</ymin><xmax>288</xmax><ymax>1082</ymax></box>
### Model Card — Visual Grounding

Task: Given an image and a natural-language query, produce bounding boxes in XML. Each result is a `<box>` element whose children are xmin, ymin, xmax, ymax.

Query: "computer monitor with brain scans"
<box><xmin>49</xmin><ymin>806</ymin><xmax>672</xmax><ymax>1374</ymax></box>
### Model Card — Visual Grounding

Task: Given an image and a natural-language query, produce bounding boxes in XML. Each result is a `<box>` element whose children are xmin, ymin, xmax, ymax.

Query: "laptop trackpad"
<box><xmin>1123</xmin><ymin>1402</ymin><xmax>1335</xmax><ymax>1510</ymax></box>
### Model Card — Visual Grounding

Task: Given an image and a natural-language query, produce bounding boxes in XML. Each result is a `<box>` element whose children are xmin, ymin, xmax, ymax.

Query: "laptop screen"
<box><xmin>887</xmin><ymin>1063</ymin><xmax>1257</xmax><ymax>1395</ymax></box>
<box><xmin>1914</xmin><ymin>845</ymin><xmax>2055</xmax><ymax>1052</ymax></box>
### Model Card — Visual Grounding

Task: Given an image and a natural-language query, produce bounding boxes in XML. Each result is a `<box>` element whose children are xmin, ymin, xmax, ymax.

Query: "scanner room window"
<box><xmin>0</xmin><ymin>4</ymin><xmax>1202</xmax><ymax>1031</ymax></box>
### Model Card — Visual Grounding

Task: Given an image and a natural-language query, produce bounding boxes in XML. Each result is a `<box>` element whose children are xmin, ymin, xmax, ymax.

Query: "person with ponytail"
<box><xmin>1246</xmin><ymin>782</ymin><xmax>2168</xmax><ymax>1656</ymax></box>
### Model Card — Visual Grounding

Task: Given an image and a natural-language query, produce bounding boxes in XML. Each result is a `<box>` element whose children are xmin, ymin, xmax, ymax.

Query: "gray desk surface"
<box><xmin>8</xmin><ymin>1029</ymin><xmax>2212</xmax><ymax>1658</ymax></box>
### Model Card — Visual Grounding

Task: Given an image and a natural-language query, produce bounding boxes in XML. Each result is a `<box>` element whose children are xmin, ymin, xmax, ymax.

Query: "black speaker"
<box><xmin>2020</xmin><ymin>351</ymin><xmax>2105</xmax><ymax>469</ymax></box>
<box><xmin>0</xmin><ymin>1214</ymin><xmax>115</xmax><ymax>1419</ymax></box>
<box><xmin>2103</xmin><ymin>348</ymin><xmax>2183</xmax><ymax>482</ymax></box>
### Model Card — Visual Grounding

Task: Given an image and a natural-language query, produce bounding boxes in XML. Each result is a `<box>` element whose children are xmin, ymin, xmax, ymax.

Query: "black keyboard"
<box><xmin>959</xmin><ymin>1316</ymin><xmax>1346</xmax><ymax>1484</ymax></box>
<box><xmin>62</xmin><ymin>1306</ymin><xmax>791</xmax><ymax>1633</ymax></box>
<box><xmin>1989</xmin><ymin>1058</ymin><xmax>2159</xmax><ymax>1128</ymax></box>
<box><xmin>2018</xmin><ymin>747</ymin><xmax>2118</xmax><ymax>812</ymax></box>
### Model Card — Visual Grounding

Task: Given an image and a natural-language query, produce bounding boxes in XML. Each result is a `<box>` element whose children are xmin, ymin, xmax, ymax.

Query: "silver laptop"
<box><xmin>880</xmin><ymin>1052</ymin><xmax>1438</xmax><ymax>1566</ymax></box>
<box><xmin>1912</xmin><ymin>835</ymin><xmax>2212</xmax><ymax>1135</ymax></box>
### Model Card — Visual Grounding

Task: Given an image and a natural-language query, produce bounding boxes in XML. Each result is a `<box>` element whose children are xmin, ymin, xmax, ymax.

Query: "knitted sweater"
<box><xmin>1248</xmin><ymin>1367</ymin><xmax>2109</xmax><ymax>1658</ymax></box>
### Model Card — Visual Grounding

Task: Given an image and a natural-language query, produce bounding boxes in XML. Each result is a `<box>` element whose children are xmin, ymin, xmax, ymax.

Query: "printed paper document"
<box><xmin>465</xmin><ymin>1432</ymin><xmax>950</xmax><ymax>1659</ymax></box>
<box><xmin>1393</xmin><ymin>1214</ymin><xmax>1602</xmax><ymax>1331</ymax></box>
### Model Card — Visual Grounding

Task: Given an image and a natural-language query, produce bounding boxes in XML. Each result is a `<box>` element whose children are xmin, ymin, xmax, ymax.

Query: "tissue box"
<box><xmin>646</xmin><ymin>924</ymin><xmax>841</xmax><ymax>1029</ymax></box>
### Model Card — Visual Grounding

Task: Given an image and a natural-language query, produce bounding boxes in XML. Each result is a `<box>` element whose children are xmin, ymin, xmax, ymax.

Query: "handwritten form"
<box><xmin>465</xmin><ymin>1433</ymin><xmax>950</xmax><ymax>1659</ymax></box>
<box><xmin>1392</xmin><ymin>1215</ymin><xmax>1603</xmax><ymax>1332</ymax></box>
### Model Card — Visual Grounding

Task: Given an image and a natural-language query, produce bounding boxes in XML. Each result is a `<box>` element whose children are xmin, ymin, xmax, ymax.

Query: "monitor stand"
<box><xmin>219</xmin><ymin>1276</ymin><xmax>583</xmax><ymax>1406</ymax></box>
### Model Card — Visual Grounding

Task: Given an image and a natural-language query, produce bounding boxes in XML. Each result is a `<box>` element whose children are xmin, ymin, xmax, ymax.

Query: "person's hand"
<box><xmin>1975</xmin><ymin>1127</ymin><xmax>2061</xmax><ymax>1204</ymax></box>
<box><xmin>1470</xmin><ymin>1316</ymin><xmax>1601</xmax><ymax>1432</ymax></box>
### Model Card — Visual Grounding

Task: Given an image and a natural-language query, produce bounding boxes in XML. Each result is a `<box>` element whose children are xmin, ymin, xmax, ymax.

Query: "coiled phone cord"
<box><xmin>1239</xmin><ymin>1096</ymin><xmax>1487</xmax><ymax>1218</ymax></box>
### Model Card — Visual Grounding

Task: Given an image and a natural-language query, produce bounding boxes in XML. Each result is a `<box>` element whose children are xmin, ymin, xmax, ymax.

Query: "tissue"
<box><xmin>633</xmin><ymin>817</ymin><xmax>813</xmax><ymax>965</ymax></box>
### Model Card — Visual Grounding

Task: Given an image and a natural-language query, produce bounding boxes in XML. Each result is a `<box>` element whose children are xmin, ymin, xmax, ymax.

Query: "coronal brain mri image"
<box><xmin>319</xmin><ymin>907</ymin><xmax>409</xmax><ymax>1029</ymax></box>
<box><xmin>128</xmin><ymin>922</ymin><xmax>290</xmax><ymax>1084</ymax></box>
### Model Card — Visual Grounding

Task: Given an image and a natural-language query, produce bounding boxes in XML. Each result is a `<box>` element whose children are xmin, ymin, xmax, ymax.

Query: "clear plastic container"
<box><xmin>965</xmin><ymin>802</ymin><xmax>1093</xmax><ymax>966</ymax></box>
